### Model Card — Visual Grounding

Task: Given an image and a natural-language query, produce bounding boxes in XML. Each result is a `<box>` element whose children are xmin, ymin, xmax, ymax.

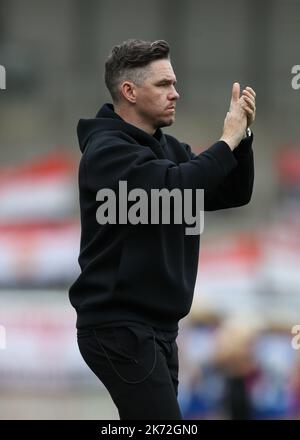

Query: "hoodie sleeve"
<box><xmin>83</xmin><ymin>132</ymin><xmax>238</xmax><ymax>197</ymax></box>
<box><xmin>183</xmin><ymin>134</ymin><xmax>254</xmax><ymax>210</ymax></box>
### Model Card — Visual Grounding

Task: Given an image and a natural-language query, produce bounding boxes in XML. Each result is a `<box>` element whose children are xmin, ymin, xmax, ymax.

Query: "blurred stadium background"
<box><xmin>0</xmin><ymin>0</ymin><xmax>300</xmax><ymax>420</ymax></box>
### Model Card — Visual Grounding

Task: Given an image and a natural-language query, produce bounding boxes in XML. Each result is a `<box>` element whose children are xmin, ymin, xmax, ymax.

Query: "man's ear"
<box><xmin>120</xmin><ymin>81</ymin><xmax>137</xmax><ymax>104</ymax></box>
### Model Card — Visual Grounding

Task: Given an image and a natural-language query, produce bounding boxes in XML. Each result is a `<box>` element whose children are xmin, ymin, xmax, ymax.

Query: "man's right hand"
<box><xmin>220</xmin><ymin>82</ymin><xmax>248</xmax><ymax>151</ymax></box>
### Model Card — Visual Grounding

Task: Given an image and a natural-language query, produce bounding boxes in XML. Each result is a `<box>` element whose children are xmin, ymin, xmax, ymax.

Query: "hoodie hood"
<box><xmin>77</xmin><ymin>103</ymin><xmax>167</xmax><ymax>159</ymax></box>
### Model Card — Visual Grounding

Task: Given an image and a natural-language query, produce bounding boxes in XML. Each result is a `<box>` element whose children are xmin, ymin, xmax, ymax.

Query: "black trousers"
<box><xmin>77</xmin><ymin>321</ymin><xmax>183</xmax><ymax>420</ymax></box>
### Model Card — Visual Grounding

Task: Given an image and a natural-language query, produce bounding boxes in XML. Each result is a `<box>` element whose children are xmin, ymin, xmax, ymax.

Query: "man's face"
<box><xmin>134</xmin><ymin>59</ymin><xmax>180</xmax><ymax>131</ymax></box>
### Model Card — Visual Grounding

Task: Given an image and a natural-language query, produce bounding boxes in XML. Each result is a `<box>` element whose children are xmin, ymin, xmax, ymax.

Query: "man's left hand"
<box><xmin>240</xmin><ymin>86</ymin><xmax>256</xmax><ymax>127</ymax></box>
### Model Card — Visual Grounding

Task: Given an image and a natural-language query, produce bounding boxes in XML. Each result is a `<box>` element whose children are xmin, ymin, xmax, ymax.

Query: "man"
<box><xmin>69</xmin><ymin>39</ymin><xmax>255</xmax><ymax>420</ymax></box>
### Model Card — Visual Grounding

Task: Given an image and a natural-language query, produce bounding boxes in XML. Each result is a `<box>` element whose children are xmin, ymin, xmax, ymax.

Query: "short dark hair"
<box><xmin>105</xmin><ymin>39</ymin><xmax>170</xmax><ymax>103</ymax></box>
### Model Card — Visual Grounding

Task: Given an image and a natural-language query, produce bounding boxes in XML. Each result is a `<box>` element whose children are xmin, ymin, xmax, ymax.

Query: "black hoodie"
<box><xmin>69</xmin><ymin>103</ymin><xmax>254</xmax><ymax>331</ymax></box>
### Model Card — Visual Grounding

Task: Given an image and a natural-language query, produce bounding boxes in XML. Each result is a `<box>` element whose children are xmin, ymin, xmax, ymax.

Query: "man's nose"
<box><xmin>169</xmin><ymin>86</ymin><xmax>180</xmax><ymax>100</ymax></box>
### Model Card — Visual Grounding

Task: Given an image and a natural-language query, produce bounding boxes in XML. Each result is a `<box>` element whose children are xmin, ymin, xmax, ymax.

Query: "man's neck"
<box><xmin>114</xmin><ymin>104</ymin><xmax>155</xmax><ymax>135</ymax></box>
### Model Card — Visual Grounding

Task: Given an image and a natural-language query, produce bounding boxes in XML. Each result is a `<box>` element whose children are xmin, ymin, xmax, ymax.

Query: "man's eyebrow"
<box><xmin>156</xmin><ymin>78</ymin><xmax>177</xmax><ymax>84</ymax></box>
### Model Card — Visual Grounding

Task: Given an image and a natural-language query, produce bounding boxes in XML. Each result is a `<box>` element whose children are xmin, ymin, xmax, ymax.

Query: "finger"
<box><xmin>242</xmin><ymin>94</ymin><xmax>255</xmax><ymax>111</ymax></box>
<box><xmin>242</xmin><ymin>104</ymin><xmax>255</xmax><ymax>116</ymax></box>
<box><xmin>242</xmin><ymin>89</ymin><xmax>256</xmax><ymax>101</ymax></box>
<box><xmin>241</xmin><ymin>92</ymin><xmax>255</xmax><ymax>103</ymax></box>
<box><xmin>242</xmin><ymin>96</ymin><xmax>256</xmax><ymax>111</ymax></box>
<box><xmin>231</xmin><ymin>82</ymin><xmax>240</xmax><ymax>105</ymax></box>
<box><xmin>245</xmin><ymin>86</ymin><xmax>256</xmax><ymax>98</ymax></box>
